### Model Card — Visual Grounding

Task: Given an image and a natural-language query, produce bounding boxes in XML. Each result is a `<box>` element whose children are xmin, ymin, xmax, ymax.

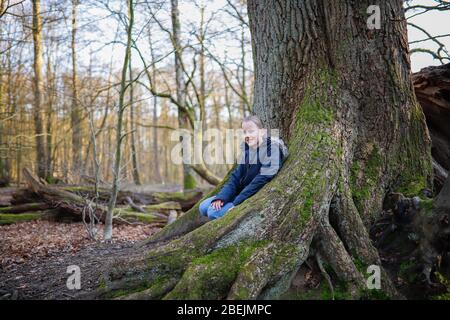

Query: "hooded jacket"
<box><xmin>215</xmin><ymin>135</ymin><xmax>288</xmax><ymax>206</ymax></box>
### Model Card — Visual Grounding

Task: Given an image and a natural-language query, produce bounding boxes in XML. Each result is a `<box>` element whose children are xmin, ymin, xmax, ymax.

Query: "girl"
<box><xmin>199</xmin><ymin>115</ymin><xmax>288</xmax><ymax>220</ymax></box>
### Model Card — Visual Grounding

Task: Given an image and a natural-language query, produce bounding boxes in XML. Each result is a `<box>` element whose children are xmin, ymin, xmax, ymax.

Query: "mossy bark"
<box><xmin>91</xmin><ymin>0</ymin><xmax>432</xmax><ymax>300</ymax></box>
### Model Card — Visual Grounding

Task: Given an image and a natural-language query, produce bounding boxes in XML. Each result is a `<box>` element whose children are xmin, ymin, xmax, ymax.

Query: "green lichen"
<box><xmin>0</xmin><ymin>213</ymin><xmax>42</xmax><ymax>225</ymax></box>
<box><xmin>431</xmin><ymin>272</ymin><xmax>450</xmax><ymax>300</ymax></box>
<box><xmin>359</xmin><ymin>288</ymin><xmax>391</xmax><ymax>300</ymax></box>
<box><xmin>350</xmin><ymin>144</ymin><xmax>383</xmax><ymax>214</ymax></box>
<box><xmin>98</xmin><ymin>278</ymin><xmax>106</xmax><ymax>289</ymax></box>
<box><xmin>295</xmin><ymin>89</ymin><xmax>334</xmax><ymax>127</ymax></box>
<box><xmin>398</xmin><ymin>260</ymin><xmax>418</xmax><ymax>284</ymax></box>
<box><xmin>164</xmin><ymin>240</ymin><xmax>269</xmax><ymax>299</ymax></box>
<box><xmin>119</xmin><ymin>210</ymin><xmax>165</xmax><ymax>223</ymax></box>
<box><xmin>420</xmin><ymin>198</ymin><xmax>434</xmax><ymax>214</ymax></box>
<box><xmin>287</xmin><ymin>73</ymin><xmax>339</xmax><ymax>231</ymax></box>
<box><xmin>320</xmin><ymin>280</ymin><xmax>351</xmax><ymax>300</ymax></box>
<box><xmin>395</xmin><ymin>174</ymin><xmax>428</xmax><ymax>198</ymax></box>
<box><xmin>183</xmin><ymin>173</ymin><xmax>197</xmax><ymax>190</ymax></box>
<box><xmin>353</xmin><ymin>256</ymin><xmax>369</xmax><ymax>275</ymax></box>
<box><xmin>391</xmin><ymin>102</ymin><xmax>433</xmax><ymax>199</ymax></box>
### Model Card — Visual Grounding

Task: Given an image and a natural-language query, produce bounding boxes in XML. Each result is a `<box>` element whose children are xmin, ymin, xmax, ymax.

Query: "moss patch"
<box><xmin>0</xmin><ymin>213</ymin><xmax>42</xmax><ymax>225</ymax></box>
<box><xmin>183</xmin><ymin>173</ymin><xmax>197</xmax><ymax>190</ymax></box>
<box><xmin>350</xmin><ymin>144</ymin><xmax>383</xmax><ymax>214</ymax></box>
<box><xmin>164</xmin><ymin>240</ymin><xmax>269</xmax><ymax>299</ymax></box>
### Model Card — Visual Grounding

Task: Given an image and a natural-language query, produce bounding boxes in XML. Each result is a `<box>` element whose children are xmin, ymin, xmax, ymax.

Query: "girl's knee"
<box><xmin>206</xmin><ymin>207</ymin><xmax>219</xmax><ymax>220</ymax></box>
<box><xmin>199</xmin><ymin>196</ymin><xmax>215</xmax><ymax>216</ymax></box>
<box><xmin>207</xmin><ymin>203</ymin><xmax>232</xmax><ymax>220</ymax></box>
<box><xmin>199</xmin><ymin>200</ymin><xmax>208</xmax><ymax>216</ymax></box>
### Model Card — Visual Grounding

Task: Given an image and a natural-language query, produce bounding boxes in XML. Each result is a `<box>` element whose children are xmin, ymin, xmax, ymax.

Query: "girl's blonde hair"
<box><xmin>242</xmin><ymin>115</ymin><xmax>264</xmax><ymax>129</ymax></box>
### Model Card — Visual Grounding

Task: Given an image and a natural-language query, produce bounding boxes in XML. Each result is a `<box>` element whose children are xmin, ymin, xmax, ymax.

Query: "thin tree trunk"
<box><xmin>129</xmin><ymin>58</ymin><xmax>141</xmax><ymax>185</ymax></box>
<box><xmin>171</xmin><ymin>0</ymin><xmax>196</xmax><ymax>190</ymax></box>
<box><xmin>104</xmin><ymin>0</ymin><xmax>134</xmax><ymax>241</ymax></box>
<box><xmin>148</xmin><ymin>27</ymin><xmax>162</xmax><ymax>183</ymax></box>
<box><xmin>224</xmin><ymin>73</ymin><xmax>233</xmax><ymax>129</ymax></box>
<box><xmin>32</xmin><ymin>0</ymin><xmax>46</xmax><ymax>179</ymax></box>
<box><xmin>0</xmin><ymin>62</ymin><xmax>5</xmax><ymax>185</ymax></box>
<box><xmin>71</xmin><ymin>0</ymin><xmax>82</xmax><ymax>181</ymax></box>
<box><xmin>199</xmin><ymin>5</ymin><xmax>206</xmax><ymax>127</ymax></box>
<box><xmin>45</xmin><ymin>43</ymin><xmax>55</xmax><ymax>181</ymax></box>
<box><xmin>239</xmin><ymin>12</ymin><xmax>249</xmax><ymax>116</ymax></box>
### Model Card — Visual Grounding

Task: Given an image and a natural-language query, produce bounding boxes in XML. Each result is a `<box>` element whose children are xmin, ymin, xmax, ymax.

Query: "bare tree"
<box><xmin>104</xmin><ymin>0</ymin><xmax>134</xmax><ymax>241</ymax></box>
<box><xmin>32</xmin><ymin>0</ymin><xmax>47</xmax><ymax>179</ymax></box>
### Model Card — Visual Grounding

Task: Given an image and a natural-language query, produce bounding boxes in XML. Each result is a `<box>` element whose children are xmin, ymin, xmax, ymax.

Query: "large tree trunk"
<box><xmin>91</xmin><ymin>0</ymin><xmax>432</xmax><ymax>300</ymax></box>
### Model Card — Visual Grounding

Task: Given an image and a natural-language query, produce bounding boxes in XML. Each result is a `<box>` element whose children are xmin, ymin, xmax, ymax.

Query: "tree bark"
<box><xmin>171</xmin><ymin>0</ymin><xmax>197</xmax><ymax>190</ymax></box>
<box><xmin>129</xmin><ymin>58</ymin><xmax>141</xmax><ymax>185</ymax></box>
<box><xmin>412</xmin><ymin>63</ymin><xmax>450</xmax><ymax>183</ymax></box>
<box><xmin>104</xmin><ymin>0</ymin><xmax>134</xmax><ymax>240</ymax></box>
<box><xmin>20</xmin><ymin>168</ymin><xmax>170</xmax><ymax>226</ymax></box>
<box><xmin>91</xmin><ymin>0</ymin><xmax>432</xmax><ymax>300</ymax></box>
<box><xmin>71</xmin><ymin>0</ymin><xmax>82</xmax><ymax>181</ymax></box>
<box><xmin>148</xmin><ymin>27</ymin><xmax>162</xmax><ymax>183</ymax></box>
<box><xmin>32</xmin><ymin>0</ymin><xmax>46</xmax><ymax>179</ymax></box>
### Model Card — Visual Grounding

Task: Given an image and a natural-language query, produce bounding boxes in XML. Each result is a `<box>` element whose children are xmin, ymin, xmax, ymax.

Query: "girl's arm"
<box><xmin>231</xmin><ymin>145</ymin><xmax>283</xmax><ymax>206</ymax></box>
<box><xmin>214</xmin><ymin>163</ymin><xmax>244</xmax><ymax>204</ymax></box>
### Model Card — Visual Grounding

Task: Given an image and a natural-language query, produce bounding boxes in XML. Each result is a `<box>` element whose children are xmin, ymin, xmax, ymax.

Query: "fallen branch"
<box><xmin>20</xmin><ymin>168</ymin><xmax>175</xmax><ymax>226</ymax></box>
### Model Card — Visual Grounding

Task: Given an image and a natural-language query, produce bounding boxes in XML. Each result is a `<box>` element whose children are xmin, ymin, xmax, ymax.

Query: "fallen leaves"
<box><xmin>0</xmin><ymin>220</ymin><xmax>160</xmax><ymax>268</ymax></box>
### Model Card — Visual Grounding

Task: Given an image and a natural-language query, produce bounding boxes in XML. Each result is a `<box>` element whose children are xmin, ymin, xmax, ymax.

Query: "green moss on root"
<box><xmin>163</xmin><ymin>240</ymin><xmax>269</xmax><ymax>299</ymax></box>
<box><xmin>320</xmin><ymin>280</ymin><xmax>351</xmax><ymax>300</ymax></box>
<box><xmin>350</xmin><ymin>145</ymin><xmax>383</xmax><ymax>214</ymax></box>
<box><xmin>394</xmin><ymin>174</ymin><xmax>428</xmax><ymax>198</ymax></box>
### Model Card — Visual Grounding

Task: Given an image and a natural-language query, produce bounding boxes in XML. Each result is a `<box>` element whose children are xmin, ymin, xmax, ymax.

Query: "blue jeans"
<box><xmin>199</xmin><ymin>196</ymin><xmax>234</xmax><ymax>220</ymax></box>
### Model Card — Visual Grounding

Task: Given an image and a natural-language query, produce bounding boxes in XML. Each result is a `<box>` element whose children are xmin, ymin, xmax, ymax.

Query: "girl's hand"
<box><xmin>211</xmin><ymin>200</ymin><xmax>224</xmax><ymax>211</ymax></box>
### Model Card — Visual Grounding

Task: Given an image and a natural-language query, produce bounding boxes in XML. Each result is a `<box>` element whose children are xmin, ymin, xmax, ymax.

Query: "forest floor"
<box><xmin>0</xmin><ymin>216</ymin><xmax>443</xmax><ymax>300</ymax></box>
<box><xmin>0</xmin><ymin>219</ymin><xmax>161</xmax><ymax>299</ymax></box>
<box><xmin>0</xmin><ymin>185</ymin><xmax>447</xmax><ymax>300</ymax></box>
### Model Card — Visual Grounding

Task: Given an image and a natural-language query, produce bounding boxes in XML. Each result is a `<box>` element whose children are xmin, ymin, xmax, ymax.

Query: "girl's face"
<box><xmin>242</xmin><ymin>120</ymin><xmax>266</xmax><ymax>148</ymax></box>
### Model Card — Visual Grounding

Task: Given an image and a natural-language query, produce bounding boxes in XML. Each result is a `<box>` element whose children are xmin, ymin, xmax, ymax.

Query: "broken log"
<box><xmin>60</xmin><ymin>185</ymin><xmax>204</xmax><ymax>211</ymax></box>
<box><xmin>125</xmin><ymin>197</ymin><xmax>181</xmax><ymax>213</ymax></box>
<box><xmin>0</xmin><ymin>202</ymin><xmax>50</xmax><ymax>214</ymax></box>
<box><xmin>10</xmin><ymin>182</ymin><xmax>205</xmax><ymax>212</ymax></box>
<box><xmin>21</xmin><ymin>168</ymin><xmax>173</xmax><ymax>226</ymax></box>
<box><xmin>10</xmin><ymin>188</ymin><xmax>42</xmax><ymax>205</ymax></box>
<box><xmin>435</xmin><ymin>173</ymin><xmax>450</xmax><ymax>214</ymax></box>
<box><xmin>413</xmin><ymin>64</ymin><xmax>450</xmax><ymax>174</ymax></box>
<box><xmin>0</xmin><ymin>209</ymin><xmax>61</xmax><ymax>225</ymax></box>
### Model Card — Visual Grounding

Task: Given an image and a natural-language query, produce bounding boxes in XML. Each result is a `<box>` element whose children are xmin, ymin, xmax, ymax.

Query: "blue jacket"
<box><xmin>215</xmin><ymin>136</ymin><xmax>288</xmax><ymax>206</ymax></box>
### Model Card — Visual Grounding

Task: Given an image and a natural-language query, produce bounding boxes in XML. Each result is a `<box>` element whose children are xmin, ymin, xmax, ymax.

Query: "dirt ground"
<box><xmin>0</xmin><ymin>220</ymin><xmax>161</xmax><ymax>300</ymax></box>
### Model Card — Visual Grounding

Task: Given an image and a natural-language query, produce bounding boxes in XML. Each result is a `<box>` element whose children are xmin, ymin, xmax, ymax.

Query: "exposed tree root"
<box><xmin>315</xmin><ymin>252</ymin><xmax>334</xmax><ymax>300</ymax></box>
<box><xmin>83</xmin><ymin>106</ymin><xmax>403</xmax><ymax>300</ymax></box>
